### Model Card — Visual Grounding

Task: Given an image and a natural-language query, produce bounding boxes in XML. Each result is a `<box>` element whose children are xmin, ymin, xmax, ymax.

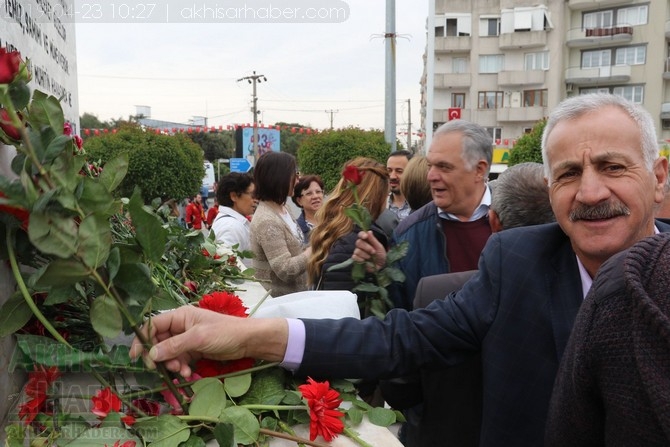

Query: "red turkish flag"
<box><xmin>448</xmin><ymin>108</ymin><xmax>461</xmax><ymax>121</ymax></box>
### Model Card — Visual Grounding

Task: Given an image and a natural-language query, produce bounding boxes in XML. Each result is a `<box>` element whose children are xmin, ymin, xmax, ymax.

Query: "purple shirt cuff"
<box><xmin>280</xmin><ymin>318</ymin><xmax>305</xmax><ymax>371</ymax></box>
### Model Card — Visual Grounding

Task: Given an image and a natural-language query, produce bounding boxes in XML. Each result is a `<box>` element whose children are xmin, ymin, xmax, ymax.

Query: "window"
<box><xmin>524</xmin><ymin>51</ymin><xmax>549</xmax><ymax>70</ymax></box>
<box><xmin>583</xmin><ymin>10</ymin><xmax>613</xmax><ymax>29</ymax></box>
<box><xmin>615</xmin><ymin>45</ymin><xmax>646</xmax><ymax>65</ymax></box>
<box><xmin>443</xmin><ymin>15</ymin><xmax>471</xmax><ymax>37</ymax></box>
<box><xmin>485</xmin><ymin>127</ymin><xmax>502</xmax><ymax>141</ymax></box>
<box><xmin>616</xmin><ymin>5</ymin><xmax>648</xmax><ymax>26</ymax></box>
<box><xmin>523</xmin><ymin>89</ymin><xmax>548</xmax><ymax>107</ymax></box>
<box><xmin>514</xmin><ymin>10</ymin><xmax>532</xmax><ymax>31</ymax></box>
<box><xmin>452</xmin><ymin>57</ymin><xmax>468</xmax><ymax>74</ymax></box>
<box><xmin>581</xmin><ymin>87</ymin><xmax>611</xmax><ymax>95</ymax></box>
<box><xmin>662</xmin><ymin>119</ymin><xmax>670</xmax><ymax>130</ymax></box>
<box><xmin>478</xmin><ymin>91</ymin><xmax>503</xmax><ymax>109</ymax></box>
<box><xmin>479</xmin><ymin>54</ymin><xmax>504</xmax><ymax>74</ymax></box>
<box><xmin>612</xmin><ymin>85</ymin><xmax>644</xmax><ymax>103</ymax></box>
<box><xmin>582</xmin><ymin>49</ymin><xmax>611</xmax><ymax>68</ymax></box>
<box><xmin>452</xmin><ymin>93</ymin><xmax>465</xmax><ymax>109</ymax></box>
<box><xmin>480</xmin><ymin>17</ymin><xmax>500</xmax><ymax>36</ymax></box>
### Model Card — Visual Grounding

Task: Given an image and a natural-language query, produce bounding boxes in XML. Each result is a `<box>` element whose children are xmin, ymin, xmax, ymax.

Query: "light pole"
<box><xmin>236</xmin><ymin>71</ymin><xmax>267</xmax><ymax>165</ymax></box>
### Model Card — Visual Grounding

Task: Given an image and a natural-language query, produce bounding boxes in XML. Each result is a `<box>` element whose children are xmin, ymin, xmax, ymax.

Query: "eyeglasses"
<box><xmin>302</xmin><ymin>190</ymin><xmax>324</xmax><ymax>197</ymax></box>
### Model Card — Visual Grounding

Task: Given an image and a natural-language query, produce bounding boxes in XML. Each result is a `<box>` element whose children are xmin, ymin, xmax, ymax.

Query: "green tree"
<box><xmin>298</xmin><ymin>127</ymin><xmax>391</xmax><ymax>191</ymax></box>
<box><xmin>84</xmin><ymin>126</ymin><xmax>204</xmax><ymax>203</ymax></box>
<box><xmin>80</xmin><ymin>112</ymin><xmax>111</xmax><ymax>131</ymax></box>
<box><xmin>276</xmin><ymin>122</ymin><xmax>310</xmax><ymax>156</ymax></box>
<box><xmin>509</xmin><ymin>119</ymin><xmax>546</xmax><ymax>166</ymax></box>
<box><xmin>187</xmin><ymin>131</ymin><xmax>235</xmax><ymax>162</ymax></box>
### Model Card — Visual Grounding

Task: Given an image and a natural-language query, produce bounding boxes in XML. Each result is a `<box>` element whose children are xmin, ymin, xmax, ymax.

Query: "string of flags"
<box><xmin>82</xmin><ymin>124</ymin><xmax>322</xmax><ymax>136</ymax></box>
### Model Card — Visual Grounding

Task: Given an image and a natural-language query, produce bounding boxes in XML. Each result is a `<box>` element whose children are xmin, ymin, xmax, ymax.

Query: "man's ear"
<box><xmin>488</xmin><ymin>209</ymin><xmax>503</xmax><ymax>233</ymax></box>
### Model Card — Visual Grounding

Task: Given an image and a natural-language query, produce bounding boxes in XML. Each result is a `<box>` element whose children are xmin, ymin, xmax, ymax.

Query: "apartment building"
<box><xmin>422</xmin><ymin>0</ymin><xmax>670</xmax><ymax>157</ymax></box>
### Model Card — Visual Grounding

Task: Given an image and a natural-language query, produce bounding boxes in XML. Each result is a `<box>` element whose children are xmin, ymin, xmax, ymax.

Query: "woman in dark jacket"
<box><xmin>307</xmin><ymin>157</ymin><xmax>389</xmax><ymax>317</ymax></box>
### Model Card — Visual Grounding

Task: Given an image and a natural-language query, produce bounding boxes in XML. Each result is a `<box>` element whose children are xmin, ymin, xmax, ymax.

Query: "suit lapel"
<box><xmin>546</xmin><ymin>237</ymin><xmax>583</xmax><ymax>361</ymax></box>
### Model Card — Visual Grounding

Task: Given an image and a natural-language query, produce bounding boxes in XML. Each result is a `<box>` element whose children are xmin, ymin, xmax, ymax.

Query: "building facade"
<box><xmin>422</xmin><ymin>0</ymin><xmax>670</xmax><ymax>157</ymax></box>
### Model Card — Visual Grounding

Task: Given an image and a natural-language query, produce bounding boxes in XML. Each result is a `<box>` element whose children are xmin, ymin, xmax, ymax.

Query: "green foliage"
<box><xmin>187</xmin><ymin>131</ymin><xmax>235</xmax><ymax>162</ymax></box>
<box><xmin>84</xmin><ymin>126</ymin><xmax>205</xmax><ymax>203</ymax></box>
<box><xmin>509</xmin><ymin>119</ymin><xmax>546</xmax><ymax>166</ymax></box>
<box><xmin>298</xmin><ymin>127</ymin><xmax>391</xmax><ymax>191</ymax></box>
<box><xmin>276</xmin><ymin>122</ymin><xmax>311</xmax><ymax>157</ymax></box>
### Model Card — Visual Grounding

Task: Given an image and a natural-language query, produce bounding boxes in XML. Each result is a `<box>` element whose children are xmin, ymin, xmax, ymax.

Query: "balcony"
<box><xmin>434</xmin><ymin>36</ymin><xmax>471</xmax><ymax>53</ymax></box>
<box><xmin>568</xmin><ymin>0</ymin><xmax>634</xmax><ymax>10</ymax></box>
<box><xmin>434</xmin><ymin>108</ymin><xmax>471</xmax><ymax>123</ymax></box>
<box><xmin>434</xmin><ymin>73</ymin><xmax>471</xmax><ymax>89</ymax></box>
<box><xmin>498</xmin><ymin>70</ymin><xmax>546</xmax><ymax>87</ymax></box>
<box><xmin>501</xmin><ymin>0</ymin><xmax>547</xmax><ymax>8</ymax></box>
<box><xmin>499</xmin><ymin>31</ymin><xmax>547</xmax><ymax>50</ymax></box>
<box><xmin>497</xmin><ymin>106</ymin><xmax>547</xmax><ymax>123</ymax></box>
<box><xmin>662</xmin><ymin>103</ymin><xmax>670</xmax><ymax>120</ymax></box>
<box><xmin>566</xmin><ymin>26</ymin><xmax>633</xmax><ymax>48</ymax></box>
<box><xmin>564</xmin><ymin>64</ymin><xmax>632</xmax><ymax>85</ymax></box>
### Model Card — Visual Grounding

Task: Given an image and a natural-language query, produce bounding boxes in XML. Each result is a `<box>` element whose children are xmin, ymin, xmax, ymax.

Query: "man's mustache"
<box><xmin>569</xmin><ymin>201</ymin><xmax>631</xmax><ymax>221</ymax></box>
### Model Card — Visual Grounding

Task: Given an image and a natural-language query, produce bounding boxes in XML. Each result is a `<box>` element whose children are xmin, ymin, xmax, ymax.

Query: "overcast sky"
<box><xmin>74</xmin><ymin>0</ymin><xmax>428</xmax><ymax>134</ymax></box>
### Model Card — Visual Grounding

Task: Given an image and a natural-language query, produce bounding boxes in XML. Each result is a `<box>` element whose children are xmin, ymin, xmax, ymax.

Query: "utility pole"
<box><xmin>325</xmin><ymin>109</ymin><xmax>339</xmax><ymax>129</ymax></box>
<box><xmin>236</xmin><ymin>71</ymin><xmax>267</xmax><ymax>165</ymax></box>
<box><xmin>384</xmin><ymin>0</ymin><xmax>397</xmax><ymax>151</ymax></box>
<box><xmin>406</xmin><ymin>98</ymin><xmax>412</xmax><ymax>151</ymax></box>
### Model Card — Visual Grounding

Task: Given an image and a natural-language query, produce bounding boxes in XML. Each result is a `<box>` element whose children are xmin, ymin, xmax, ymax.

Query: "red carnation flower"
<box><xmin>17</xmin><ymin>394</ymin><xmax>47</xmax><ymax>425</ymax></box>
<box><xmin>298</xmin><ymin>377</ymin><xmax>345</xmax><ymax>442</ymax></box>
<box><xmin>342</xmin><ymin>164</ymin><xmax>364</xmax><ymax>185</ymax></box>
<box><xmin>130</xmin><ymin>398</ymin><xmax>161</xmax><ymax>417</ymax></box>
<box><xmin>25</xmin><ymin>365</ymin><xmax>61</xmax><ymax>398</ymax></box>
<box><xmin>91</xmin><ymin>387</ymin><xmax>122</xmax><ymax>419</ymax></box>
<box><xmin>106</xmin><ymin>441</ymin><xmax>136</xmax><ymax>447</ymax></box>
<box><xmin>194</xmin><ymin>357</ymin><xmax>255</xmax><ymax>379</ymax></box>
<box><xmin>0</xmin><ymin>47</ymin><xmax>22</xmax><ymax>84</ymax></box>
<box><xmin>198</xmin><ymin>291</ymin><xmax>248</xmax><ymax>318</ymax></box>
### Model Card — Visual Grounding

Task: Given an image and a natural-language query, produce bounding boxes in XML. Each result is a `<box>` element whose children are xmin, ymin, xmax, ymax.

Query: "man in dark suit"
<box><xmin>131</xmin><ymin>94</ymin><xmax>670</xmax><ymax>446</ymax></box>
<box><xmin>383</xmin><ymin>162</ymin><xmax>555</xmax><ymax>447</ymax></box>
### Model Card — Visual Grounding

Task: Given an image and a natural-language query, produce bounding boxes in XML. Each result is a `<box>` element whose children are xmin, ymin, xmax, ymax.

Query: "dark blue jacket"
<box><xmin>390</xmin><ymin>202</ymin><xmax>448</xmax><ymax>309</ymax></box>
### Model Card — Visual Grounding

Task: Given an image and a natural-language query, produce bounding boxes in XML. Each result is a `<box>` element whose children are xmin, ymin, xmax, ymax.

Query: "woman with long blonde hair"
<box><xmin>308</xmin><ymin>157</ymin><xmax>389</xmax><ymax>308</ymax></box>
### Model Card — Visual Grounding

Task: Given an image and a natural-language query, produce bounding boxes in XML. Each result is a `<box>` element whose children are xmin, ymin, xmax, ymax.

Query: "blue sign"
<box><xmin>230</xmin><ymin>158</ymin><xmax>252</xmax><ymax>173</ymax></box>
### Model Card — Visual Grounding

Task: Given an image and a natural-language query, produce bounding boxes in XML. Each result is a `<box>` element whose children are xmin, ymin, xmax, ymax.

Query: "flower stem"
<box><xmin>6</xmin><ymin>229</ymin><xmax>71</xmax><ymax>347</ymax></box>
<box><xmin>343</xmin><ymin>427</ymin><xmax>375</xmax><ymax>447</ymax></box>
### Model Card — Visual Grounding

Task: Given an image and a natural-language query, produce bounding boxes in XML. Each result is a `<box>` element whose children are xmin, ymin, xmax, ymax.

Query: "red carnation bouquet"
<box><xmin>0</xmin><ymin>47</ymin><xmax>402</xmax><ymax>446</ymax></box>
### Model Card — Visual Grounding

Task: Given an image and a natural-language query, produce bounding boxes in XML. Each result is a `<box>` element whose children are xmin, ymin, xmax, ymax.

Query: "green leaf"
<box><xmin>77</xmin><ymin>213</ymin><xmax>111</xmax><ymax>269</ymax></box>
<box><xmin>190</xmin><ymin>378</ymin><xmax>227</xmax><ymax>419</ymax></box>
<box><xmin>65</xmin><ymin>426</ymin><xmax>141</xmax><ymax>446</ymax></box>
<box><xmin>28</xmin><ymin>212</ymin><xmax>78</xmax><ymax>258</ymax></box>
<box><xmin>220</xmin><ymin>406</ymin><xmax>260</xmax><ymax>446</ymax></box>
<box><xmin>99</xmin><ymin>153</ymin><xmax>129</xmax><ymax>192</ymax></box>
<box><xmin>346</xmin><ymin>407</ymin><xmax>364</xmax><ymax>425</ymax></box>
<box><xmin>8</xmin><ymin>80</ymin><xmax>31</xmax><ymax>109</ymax></box>
<box><xmin>387</xmin><ymin>241</ymin><xmax>409</xmax><ymax>265</ymax></box>
<box><xmin>213</xmin><ymin>423</ymin><xmax>236</xmax><ymax>447</ymax></box>
<box><xmin>366</xmin><ymin>407</ymin><xmax>397</xmax><ymax>427</ymax></box>
<box><xmin>179</xmin><ymin>434</ymin><xmax>207</xmax><ymax>447</ymax></box>
<box><xmin>15</xmin><ymin>334</ymin><xmax>103</xmax><ymax>369</ymax></box>
<box><xmin>79</xmin><ymin>177</ymin><xmax>116</xmax><ymax>215</ymax></box>
<box><xmin>352</xmin><ymin>261</ymin><xmax>366</xmax><ymax>282</ymax></box>
<box><xmin>353</xmin><ymin>282</ymin><xmax>380</xmax><ymax>293</ymax></box>
<box><xmin>382</xmin><ymin>266</ymin><xmax>406</xmax><ymax>283</ymax></box>
<box><xmin>4</xmin><ymin>422</ymin><xmax>27</xmax><ymax>447</ymax></box>
<box><xmin>327</xmin><ymin>257</ymin><xmax>354</xmax><ymax>272</ymax></box>
<box><xmin>113</xmin><ymin>262</ymin><xmax>155</xmax><ymax>304</ymax></box>
<box><xmin>44</xmin><ymin>286</ymin><xmax>78</xmax><ymax>305</ymax></box>
<box><xmin>224</xmin><ymin>373</ymin><xmax>252</xmax><ymax>398</ymax></box>
<box><xmin>90</xmin><ymin>295</ymin><xmax>122</xmax><ymax>339</ymax></box>
<box><xmin>35</xmin><ymin>259</ymin><xmax>90</xmax><ymax>287</ymax></box>
<box><xmin>128</xmin><ymin>188</ymin><xmax>167</xmax><ymax>263</ymax></box>
<box><xmin>42</xmin><ymin>134</ymin><xmax>71</xmax><ymax>164</ymax></box>
<box><xmin>0</xmin><ymin>292</ymin><xmax>33</xmax><ymax>337</ymax></box>
<box><xmin>107</xmin><ymin>247</ymin><xmax>121</xmax><ymax>281</ymax></box>
<box><xmin>239</xmin><ymin>368</ymin><xmax>287</xmax><ymax>407</ymax></box>
<box><xmin>29</xmin><ymin>90</ymin><xmax>64</xmax><ymax>137</ymax></box>
<box><xmin>134</xmin><ymin>415</ymin><xmax>191</xmax><ymax>447</ymax></box>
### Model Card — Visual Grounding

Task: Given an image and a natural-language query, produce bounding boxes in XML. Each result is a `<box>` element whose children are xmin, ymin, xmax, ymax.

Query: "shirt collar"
<box><xmin>438</xmin><ymin>185</ymin><xmax>491</xmax><ymax>222</ymax></box>
<box><xmin>577</xmin><ymin>224</ymin><xmax>660</xmax><ymax>298</ymax></box>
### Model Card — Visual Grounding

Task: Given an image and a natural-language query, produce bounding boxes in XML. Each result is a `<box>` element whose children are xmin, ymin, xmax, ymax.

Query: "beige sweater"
<box><xmin>250</xmin><ymin>201</ymin><xmax>309</xmax><ymax>297</ymax></box>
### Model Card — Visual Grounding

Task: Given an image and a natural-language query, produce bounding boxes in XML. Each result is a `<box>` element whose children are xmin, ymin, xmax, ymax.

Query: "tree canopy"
<box><xmin>509</xmin><ymin>119</ymin><xmax>546</xmax><ymax>166</ymax></box>
<box><xmin>84</xmin><ymin>126</ymin><xmax>204</xmax><ymax>203</ymax></box>
<box><xmin>297</xmin><ymin>127</ymin><xmax>391</xmax><ymax>192</ymax></box>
